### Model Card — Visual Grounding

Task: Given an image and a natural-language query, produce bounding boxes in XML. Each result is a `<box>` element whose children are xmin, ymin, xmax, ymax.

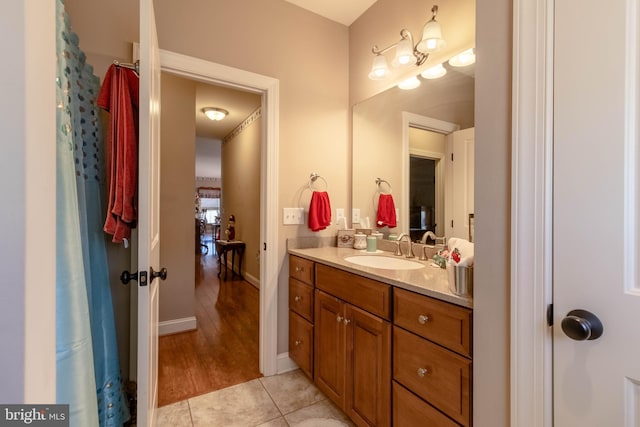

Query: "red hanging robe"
<box><xmin>98</xmin><ymin>64</ymin><xmax>139</xmax><ymax>243</ymax></box>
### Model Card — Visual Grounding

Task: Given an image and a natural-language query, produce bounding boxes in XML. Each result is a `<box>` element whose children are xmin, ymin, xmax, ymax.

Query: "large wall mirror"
<box><xmin>352</xmin><ymin>56</ymin><xmax>475</xmax><ymax>242</ymax></box>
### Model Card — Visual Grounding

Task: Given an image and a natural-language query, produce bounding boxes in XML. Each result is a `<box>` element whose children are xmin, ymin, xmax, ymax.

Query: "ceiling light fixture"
<box><xmin>368</xmin><ymin>5</ymin><xmax>445</xmax><ymax>81</ymax></box>
<box><xmin>202</xmin><ymin>107</ymin><xmax>229</xmax><ymax>121</ymax></box>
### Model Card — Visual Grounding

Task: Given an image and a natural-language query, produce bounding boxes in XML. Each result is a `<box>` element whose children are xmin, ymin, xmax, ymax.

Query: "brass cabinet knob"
<box><xmin>418</xmin><ymin>315</ymin><xmax>430</xmax><ymax>324</ymax></box>
<box><xmin>417</xmin><ymin>367</ymin><xmax>430</xmax><ymax>378</ymax></box>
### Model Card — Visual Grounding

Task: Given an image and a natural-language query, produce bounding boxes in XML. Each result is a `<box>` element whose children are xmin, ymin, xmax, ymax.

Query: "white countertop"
<box><xmin>288</xmin><ymin>246</ymin><xmax>473</xmax><ymax>309</ymax></box>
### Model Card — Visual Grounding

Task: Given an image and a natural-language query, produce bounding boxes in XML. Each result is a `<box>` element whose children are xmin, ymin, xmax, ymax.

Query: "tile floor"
<box><xmin>156</xmin><ymin>370</ymin><xmax>355</xmax><ymax>427</ymax></box>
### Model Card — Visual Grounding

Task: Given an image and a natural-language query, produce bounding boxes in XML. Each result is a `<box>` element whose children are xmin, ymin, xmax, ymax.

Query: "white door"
<box><xmin>554</xmin><ymin>0</ymin><xmax>640</xmax><ymax>424</ymax></box>
<box><xmin>445</xmin><ymin>127</ymin><xmax>474</xmax><ymax>240</ymax></box>
<box><xmin>137</xmin><ymin>0</ymin><xmax>162</xmax><ymax>425</ymax></box>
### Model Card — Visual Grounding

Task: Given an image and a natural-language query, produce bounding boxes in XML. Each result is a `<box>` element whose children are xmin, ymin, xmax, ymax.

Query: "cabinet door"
<box><xmin>289</xmin><ymin>311</ymin><xmax>313</xmax><ymax>379</ymax></box>
<box><xmin>314</xmin><ymin>290</ymin><xmax>346</xmax><ymax>408</ymax></box>
<box><xmin>346</xmin><ymin>305</ymin><xmax>391</xmax><ymax>427</ymax></box>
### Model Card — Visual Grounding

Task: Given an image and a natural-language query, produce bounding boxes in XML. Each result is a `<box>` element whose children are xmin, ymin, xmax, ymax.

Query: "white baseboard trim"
<box><xmin>244</xmin><ymin>272</ymin><xmax>260</xmax><ymax>289</ymax></box>
<box><xmin>159</xmin><ymin>316</ymin><xmax>197</xmax><ymax>336</ymax></box>
<box><xmin>276</xmin><ymin>352</ymin><xmax>299</xmax><ymax>374</ymax></box>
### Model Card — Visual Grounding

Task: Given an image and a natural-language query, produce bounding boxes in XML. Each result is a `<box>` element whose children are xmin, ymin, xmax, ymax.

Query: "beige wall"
<box><xmin>159</xmin><ymin>72</ymin><xmax>197</xmax><ymax>323</ymax></box>
<box><xmin>474</xmin><ymin>0</ymin><xmax>511</xmax><ymax>425</ymax></box>
<box><xmin>221</xmin><ymin>115</ymin><xmax>262</xmax><ymax>284</ymax></box>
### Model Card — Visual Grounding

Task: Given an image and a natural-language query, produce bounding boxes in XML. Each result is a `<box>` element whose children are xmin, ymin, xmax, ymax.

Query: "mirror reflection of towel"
<box><xmin>376</xmin><ymin>194</ymin><xmax>397</xmax><ymax>228</ymax></box>
<box><xmin>308</xmin><ymin>191</ymin><xmax>332</xmax><ymax>231</ymax></box>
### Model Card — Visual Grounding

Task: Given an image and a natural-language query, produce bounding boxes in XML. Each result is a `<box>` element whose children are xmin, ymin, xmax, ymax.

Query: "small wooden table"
<box><xmin>215</xmin><ymin>240</ymin><xmax>246</xmax><ymax>280</ymax></box>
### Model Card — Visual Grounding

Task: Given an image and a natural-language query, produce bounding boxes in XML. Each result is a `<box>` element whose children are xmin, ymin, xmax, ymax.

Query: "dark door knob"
<box><xmin>120</xmin><ymin>270</ymin><xmax>138</xmax><ymax>285</ymax></box>
<box><xmin>150</xmin><ymin>267</ymin><xmax>168</xmax><ymax>282</ymax></box>
<box><xmin>561</xmin><ymin>309</ymin><xmax>603</xmax><ymax>341</ymax></box>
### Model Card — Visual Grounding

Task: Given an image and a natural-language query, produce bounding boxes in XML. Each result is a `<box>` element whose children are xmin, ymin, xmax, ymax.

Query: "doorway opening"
<box><xmin>157</xmin><ymin>49</ymin><xmax>280</xmax><ymax>403</ymax></box>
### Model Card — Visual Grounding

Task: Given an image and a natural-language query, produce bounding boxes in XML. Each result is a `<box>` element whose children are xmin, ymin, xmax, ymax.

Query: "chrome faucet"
<box><xmin>396</xmin><ymin>233</ymin><xmax>415</xmax><ymax>258</ymax></box>
<box><xmin>421</xmin><ymin>231</ymin><xmax>437</xmax><ymax>244</ymax></box>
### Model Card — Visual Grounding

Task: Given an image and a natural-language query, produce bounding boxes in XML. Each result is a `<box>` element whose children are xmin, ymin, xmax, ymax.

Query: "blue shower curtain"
<box><xmin>56</xmin><ymin>1</ymin><xmax>130</xmax><ymax>426</ymax></box>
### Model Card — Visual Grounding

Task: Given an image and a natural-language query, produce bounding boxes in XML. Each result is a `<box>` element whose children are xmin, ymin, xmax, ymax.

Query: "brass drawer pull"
<box><xmin>417</xmin><ymin>367</ymin><xmax>430</xmax><ymax>378</ymax></box>
<box><xmin>343</xmin><ymin>318</ymin><xmax>351</xmax><ymax>325</ymax></box>
<box><xmin>337</xmin><ymin>314</ymin><xmax>344</xmax><ymax>323</ymax></box>
<box><xmin>295</xmin><ymin>266</ymin><xmax>304</xmax><ymax>272</ymax></box>
<box><xmin>295</xmin><ymin>339</ymin><xmax>303</xmax><ymax>346</ymax></box>
<box><xmin>294</xmin><ymin>295</ymin><xmax>302</xmax><ymax>302</ymax></box>
<box><xmin>418</xmin><ymin>315</ymin><xmax>430</xmax><ymax>324</ymax></box>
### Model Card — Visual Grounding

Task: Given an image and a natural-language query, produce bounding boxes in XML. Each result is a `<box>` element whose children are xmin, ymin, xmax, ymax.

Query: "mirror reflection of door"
<box><xmin>409</xmin><ymin>156</ymin><xmax>436</xmax><ymax>241</ymax></box>
<box><xmin>409</xmin><ymin>127</ymin><xmax>446</xmax><ymax>241</ymax></box>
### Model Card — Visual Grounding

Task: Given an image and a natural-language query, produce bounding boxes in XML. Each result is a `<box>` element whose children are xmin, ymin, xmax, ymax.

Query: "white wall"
<box><xmin>0</xmin><ymin>1</ymin><xmax>56</xmax><ymax>402</ymax></box>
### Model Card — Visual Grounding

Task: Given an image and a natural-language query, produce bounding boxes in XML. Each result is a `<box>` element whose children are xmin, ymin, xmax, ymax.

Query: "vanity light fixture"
<box><xmin>448</xmin><ymin>48</ymin><xmax>476</xmax><ymax>67</ymax></box>
<box><xmin>398</xmin><ymin>76</ymin><xmax>422</xmax><ymax>90</ymax></box>
<box><xmin>421</xmin><ymin>63</ymin><xmax>447</xmax><ymax>79</ymax></box>
<box><xmin>202</xmin><ymin>107</ymin><xmax>229</xmax><ymax>121</ymax></box>
<box><xmin>368</xmin><ymin>5</ymin><xmax>445</xmax><ymax>81</ymax></box>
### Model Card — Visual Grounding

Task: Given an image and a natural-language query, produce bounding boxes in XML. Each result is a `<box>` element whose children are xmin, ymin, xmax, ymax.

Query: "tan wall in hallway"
<box><xmin>159</xmin><ymin>72</ymin><xmax>197</xmax><ymax>323</ymax></box>
<box><xmin>221</xmin><ymin>114</ymin><xmax>262</xmax><ymax>284</ymax></box>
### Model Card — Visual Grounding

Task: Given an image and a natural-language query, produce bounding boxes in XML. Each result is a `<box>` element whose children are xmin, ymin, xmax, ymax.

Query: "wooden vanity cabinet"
<box><xmin>315</xmin><ymin>265</ymin><xmax>392</xmax><ymax>427</ymax></box>
<box><xmin>288</xmin><ymin>255</ymin><xmax>472</xmax><ymax>427</ymax></box>
<box><xmin>289</xmin><ymin>256</ymin><xmax>315</xmax><ymax>378</ymax></box>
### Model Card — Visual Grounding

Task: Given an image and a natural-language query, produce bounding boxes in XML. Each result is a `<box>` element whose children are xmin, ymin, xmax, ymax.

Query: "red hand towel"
<box><xmin>376</xmin><ymin>194</ymin><xmax>397</xmax><ymax>228</ymax></box>
<box><xmin>308</xmin><ymin>191</ymin><xmax>332</xmax><ymax>232</ymax></box>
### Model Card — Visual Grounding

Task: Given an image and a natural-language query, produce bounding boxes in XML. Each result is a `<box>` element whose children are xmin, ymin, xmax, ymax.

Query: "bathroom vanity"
<box><xmin>288</xmin><ymin>247</ymin><xmax>473</xmax><ymax>427</ymax></box>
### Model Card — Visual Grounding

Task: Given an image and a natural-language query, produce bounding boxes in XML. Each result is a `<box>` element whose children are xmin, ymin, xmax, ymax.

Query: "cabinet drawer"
<box><xmin>393</xmin><ymin>327</ymin><xmax>471</xmax><ymax>426</ymax></box>
<box><xmin>289</xmin><ymin>278</ymin><xmax>314</xmax><ymax>322</ymax></box>
<box><xmin>393</xmin><ymin>381</ymin><xmax>461</xmax><ymax>427</ymax></box>
<box><xmin>316</xmin><ymin>264</ymin><xmax>391</xmax><ymax>320</ymax></box>
<box><xmin>289</xmin><ymin>311</ymin><xmax>313</xmax><ymax>379</ymax></box>
<box><xmin>289</xmin><ymin>256</ymin><xmax>314</xmax><ymax>285</ymax></box>
<box><xmin>394</xmin><ymin>287</ymin><xmax>472</xmax><ymax>357</ymax></box>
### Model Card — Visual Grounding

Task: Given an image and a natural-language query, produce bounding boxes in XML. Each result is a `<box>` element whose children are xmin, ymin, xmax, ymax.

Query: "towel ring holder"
<box><xmin>309</xmin><ymin>172</ymin><xmax>328</xmax><ymax>191</ymax></box>
<box><xmin>375</xmin><ymin>178</ymin><xmax>392</xmax><ymax>194</ymax></box>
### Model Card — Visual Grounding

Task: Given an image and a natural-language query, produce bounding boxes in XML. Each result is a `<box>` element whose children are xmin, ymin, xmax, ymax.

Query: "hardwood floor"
<box><xmin>157</xmin><ymin>241</ymin><xmax>261</xmax><ymax>407</ymax></box>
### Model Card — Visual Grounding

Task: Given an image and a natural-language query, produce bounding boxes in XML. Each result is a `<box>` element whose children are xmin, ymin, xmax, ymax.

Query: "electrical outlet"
<box><xmin>336</xmin><ymin>208</ymin><xmax>345</xmax><ymax>222</ymax></box>
<box><xmin>352</xmin><ymin>208</ymin><xmax>361</xmax><ymax>224</ymax></box>
<box><xmin>283</xmin><ymin>208</ymin><xmax>305</xmax><ymax>225</ymax></box>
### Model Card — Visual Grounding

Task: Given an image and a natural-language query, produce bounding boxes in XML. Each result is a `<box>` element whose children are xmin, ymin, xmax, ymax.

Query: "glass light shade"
<box><xmin>368</xmin><ymin>55</ymin><xmax>390</xmax><ymax>80</ymax></box>
<box><xmin>397</xmin><ymin>76</ymin><xmax>421</xmax><ymax>90</ymax></box>
<box><xmin>392</xmin><ymin>38</ymin><xmax>417</xmax><ymax>67</ymax></box>
<box><xmin>448</xmin><ymin>48</ymin><xmax>476</xmax><ymax>67</ymax></box>
<box><xmin>420</xmin><ymin>63</ymin><xmax>447</xmax><ymax>79</ymax></box>
<box><xmin>416</xmin><ymin>19</ymin><xmax>445</xmax><ymax>53</ymax></box>
<box><xmin>202</xmin><ymin>107</ymin><xmax>228</xmax><ymax>121</ymax></box>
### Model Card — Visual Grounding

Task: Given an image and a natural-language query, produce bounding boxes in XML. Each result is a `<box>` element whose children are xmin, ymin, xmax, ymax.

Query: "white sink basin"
<box><xmin>344</xmin><ymin>255</ymin><xmax>425</xmax><ymax>270</ymax></box>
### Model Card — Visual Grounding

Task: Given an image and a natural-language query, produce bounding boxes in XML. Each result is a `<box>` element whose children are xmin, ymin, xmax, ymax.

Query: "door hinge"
<box><xmin>546</xmin><ymin>304</ymin><xmax>553</xmax><ymax>326</ymax></box>
<box><xmin>263</xmin><ymin>242</ymin><xmax>267</xmax><ymax>251</ymax></box>
<box><xmin>451</xmin><ymin>220</ymin><xmax>454</xmax><ymax>228</ymax></box>
<box><xmin>451</xmin><ymin>153</ymin><xmax>454</xmax><ymax>161</ymax></box>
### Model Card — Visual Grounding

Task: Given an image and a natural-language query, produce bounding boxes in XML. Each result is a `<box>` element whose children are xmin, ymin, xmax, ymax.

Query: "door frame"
<box><xmin>401</xmin><ymin>113</ymin><xmax>459</xmax><ymax>241</ymax></box>
<box><xmin>511</xmin><ymin>0</ymin><xmax>554</xmax><ymax>425</ymax></box>
<box><xmin>160</xmin><ymin>49</ymin><xmax>280</xmax><ymax>376</ymax></box>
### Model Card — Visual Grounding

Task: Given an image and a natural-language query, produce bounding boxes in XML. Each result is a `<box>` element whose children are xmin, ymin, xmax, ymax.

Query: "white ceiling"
<box><xmin>283</xmin><ymin>0</ymin><xmax>378</xmax><ymax>26</ymax></box>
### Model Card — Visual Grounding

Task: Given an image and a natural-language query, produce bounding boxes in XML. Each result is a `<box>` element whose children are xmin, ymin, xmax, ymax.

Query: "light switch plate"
<box><xmin>283</xmin><ymin>207</ymin><xmax>305</xmax><ymax>225</ymax></box>
<box><xmin>352</xmin><ymin>208</ymin><xmax>361</xmax><ymax>224</ymax></box>
<box><xmin>336</xmin><ymin>208</ymin><xmax>345</xmax><ymax>222</ymax></box>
